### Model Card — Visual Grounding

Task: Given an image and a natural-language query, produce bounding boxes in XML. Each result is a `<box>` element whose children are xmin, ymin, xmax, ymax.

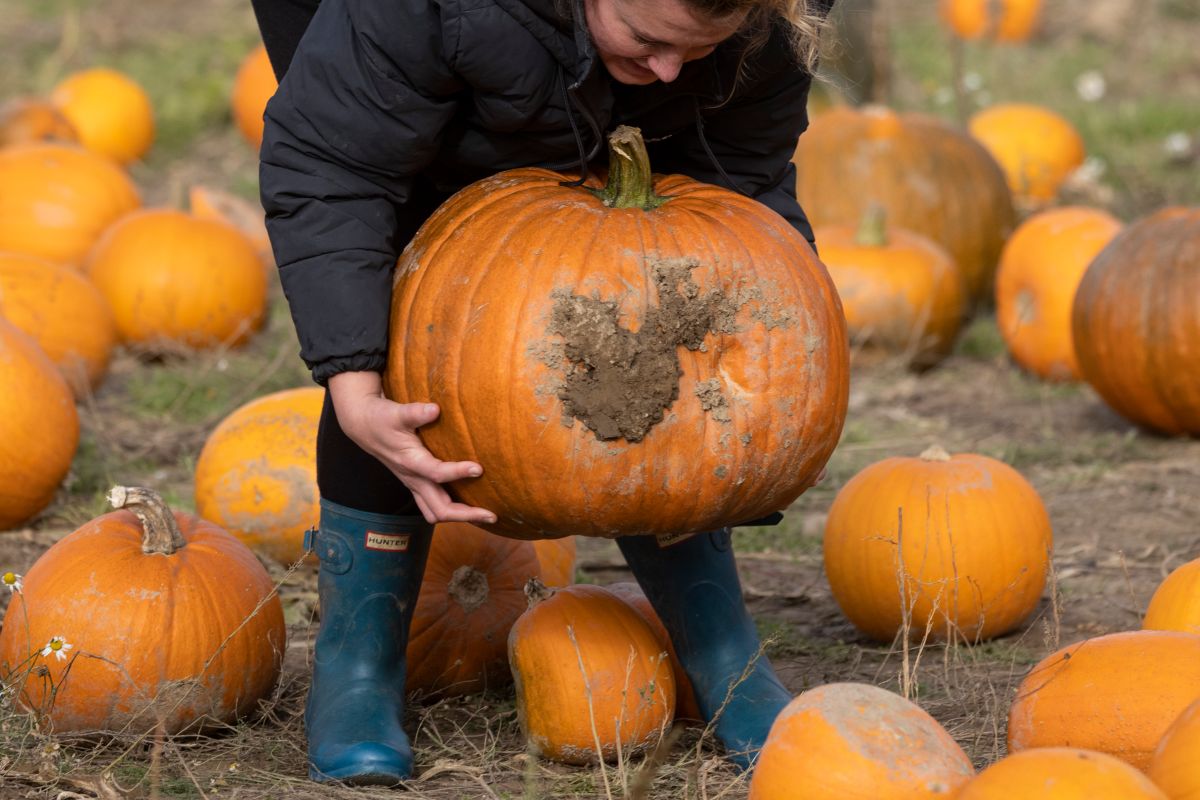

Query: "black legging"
<box><xmin>316</xmin><ymin>391</ymin><xmax>419</xmax><ymax>515</ymax></box>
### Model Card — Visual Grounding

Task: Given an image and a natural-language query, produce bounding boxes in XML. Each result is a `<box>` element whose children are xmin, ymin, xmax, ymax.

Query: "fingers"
<box><xmin>409</xmin><ymin>476</ymin><xmax>497</xmax><ymax>525</ymax></box>
<box><xmin>392</xmin><ymin>401</ymin><xmax>441</xmax><ymax>430</ymax></box>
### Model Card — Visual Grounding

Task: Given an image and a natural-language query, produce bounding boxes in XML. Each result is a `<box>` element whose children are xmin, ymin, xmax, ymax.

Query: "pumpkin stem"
<box><xmin>108</xmin><ymin>486</ymin><xmax>187</xmax><ymax>555</ymax></box>
<box><xmin>524</xmin><ymin>576</ymin><xmax>556</xmax><ymax>609</ymax></box>
<box><xmin>919</xmin><ymin>445</ymin><xmax>953</xmax><ymax>462</ymax></box>
<box><xmin>592</xmin><ymin>125</ymin><xmax>667</xmax><ymax>210</ymax></box>
<box><xmin>855</xmin><ymin>204</ymin><xmax>890</xmax><ymax>248</ymax></box>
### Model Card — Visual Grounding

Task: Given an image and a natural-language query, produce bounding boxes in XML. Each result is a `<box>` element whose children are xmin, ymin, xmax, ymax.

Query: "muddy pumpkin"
<box><xmin>386</xmin><ymin>126</ymin><xmax>848</xmax><ymax>540</ymax></box>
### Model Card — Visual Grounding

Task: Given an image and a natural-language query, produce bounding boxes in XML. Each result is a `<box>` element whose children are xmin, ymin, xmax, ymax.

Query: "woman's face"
<box><xmin>584</xmin><ymin>0</ymin><xmax>747</xmax><ymax>85</ymax></box>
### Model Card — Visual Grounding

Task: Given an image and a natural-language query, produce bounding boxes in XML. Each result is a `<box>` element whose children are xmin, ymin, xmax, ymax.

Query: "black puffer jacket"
<box><xmin>259</xmin><ymin>0</ymin><xmax>831</xmax><ymax>384</ymax></box>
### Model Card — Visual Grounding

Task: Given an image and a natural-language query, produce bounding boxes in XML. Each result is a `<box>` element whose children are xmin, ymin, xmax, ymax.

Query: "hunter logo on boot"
<box><xmin>655</xmin><ymin>532</ymin><xmax>696</xmax><ymax>548</ymax></box>
<box><xmin>365</xmin><ymin>531</ymin><xmax>411</xmax><ymax>552</ymax></box>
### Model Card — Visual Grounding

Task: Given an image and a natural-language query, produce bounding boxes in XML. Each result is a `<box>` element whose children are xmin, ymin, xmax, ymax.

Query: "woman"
<box><xmin>253</xmin><ymin>0</ymin><xmax>833</xmax><ymax>784</ymax></box>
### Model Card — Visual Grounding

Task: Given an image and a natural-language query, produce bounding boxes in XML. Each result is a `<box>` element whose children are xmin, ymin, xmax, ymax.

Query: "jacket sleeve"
<box><xmin>259</xmin><ymin>0</ymin><xmax>464</xmax><ymax>385</ymax></box>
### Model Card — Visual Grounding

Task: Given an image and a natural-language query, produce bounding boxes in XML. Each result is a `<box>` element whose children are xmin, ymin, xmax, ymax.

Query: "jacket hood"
<box><xmin>493</xmin><ymin>0</ymin><xmax>598</xmax><ymax>87</ymax></box>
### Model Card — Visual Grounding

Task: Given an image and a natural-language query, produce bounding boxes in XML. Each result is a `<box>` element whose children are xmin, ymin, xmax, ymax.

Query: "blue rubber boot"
<box><xmin>617</xmin><ymin>529</ymin><xmax>792</xmax><ymax>770</ymax></box>
<box><xmin>303</xmin><ymin>499</ymin><xmax>432</xmax><ymax>784</ymax></box>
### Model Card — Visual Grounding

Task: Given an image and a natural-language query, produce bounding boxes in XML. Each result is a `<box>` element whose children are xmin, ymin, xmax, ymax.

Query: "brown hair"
<box><xmin>685</xmin><ymin>0</ymin><xmax>827</xmax><ymax>72</ymax></box>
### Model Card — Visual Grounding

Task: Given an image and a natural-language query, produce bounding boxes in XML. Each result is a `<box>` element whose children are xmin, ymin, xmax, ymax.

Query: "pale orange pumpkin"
<box><xmin>957</xmin><ymin>748</ymin><xmax>1167</xmax><ymax>800</ymax></box>
<box><xmin>0</xmin><ymin>487</ymin><xmax>286</xmax><ymax>733</ymax></box>
<box><xmin>1071</xmin><ymin>207</ymin><xmax>1200</xmax><ymax>435</ymax></box>
<box><xmin>0</xmin><ymin>251</ymin><xmax>117</xmax><ymax>395</ymax></box>
<box><xmin>86</xmin><ymin>208</ymin><xmax>268</xmax><ymax>351</ymax></box>
<box><xmin>0</xmin><ymin>97</ymin><xmax>77</xmax><ymax>147</ymax></box>
<box><xmin>232</xmin><ymin>45</ymin><xmax>277</xmax><ymax>148</ymax></box>
<box><xmin>749</xmin><ymin>682</ymin><xmax>974</xmax><ymax>799</ymax></box>
<box><xmin>793</xmin><ymin>105</ymin><xmax>1015</xmax><ymax>304</ymax></box>
<box><xmin>507</xmin><ymin>579</ymin><xmax>675</xmax><ymax>764</ymax></box>
<box><xmin>1148</xmin><ymin>698</ymin><xmax>1200</xmax><ymax>800</ymax></box>
<box><xmin>823</xmin><ymin>445</ymin><xmax>1051</xmax><ymax>643</ymax></box>
<box><xmin>969</xmin><ymin>103</ymin><xmax>1086</xmax><ymax>206</ymax></box>
<box><xmin>939</xmin><ymin>0</ymin><xmax>1044</xmax><ymax>43</ymax></box>
<box><xmin>50</xmin><ymin>67</ymin><xmax>155</xmax><ymax>164</ymax></box>
<box><xmin>995</xmin><ymin>207</ymin><xmax>1122</xmax><ymax>381</ymax></box>
<box><xmin>1007</xmin><ymin>630</ymin><xmax>1200</xmax><ymax>770</ymax></box>
<box><xmin>816</xmin><ymin>207</ymin><xmax>965</xmax><ymax>369</ymax></box>
<box><xmin>189</xmin><ymin>185</ymin><xmax>274</xmax><ymax>274</ymax></box>
<box><xmin>0</xmin><ymin>318</ymin><xmax>79</xmax><ymax>530</ymax></box>
<box><xmin>1143</xmin><ymin>559</ymin><xmax>1200</xmax><ymax>635</ymax></box>
<box><xmin>194</xmin><ymin>387</ymin><xmax>323</xmax><ymax>565</ymax></box>
<box><xmin>0</xmin><ymin>142</ymin><xmax>140</xmax><ymax>266</ymax></box>
<box><xmin>387</xmin><ymin>126</ymin><xmax>848</xmax><ymax>540</ymax></box>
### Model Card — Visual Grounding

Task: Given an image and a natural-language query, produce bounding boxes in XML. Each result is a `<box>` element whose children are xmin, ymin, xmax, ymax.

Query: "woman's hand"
<box><xmin>327</xmin><ymin>371</ymin><xmax>497</xmax><ymax>525</ymax></box>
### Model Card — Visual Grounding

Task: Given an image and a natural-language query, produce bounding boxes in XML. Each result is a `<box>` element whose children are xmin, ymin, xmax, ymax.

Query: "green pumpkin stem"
<box><xmin>592</xmin><ymin>125</ymin><xmax>667</xmax><ymax>210</ymax></box>
<box><xmin>855</xmin><ymin>204</ymin><xmax>890</xmax><ymax>248</ymax></box>
<box><xmin>108</xmin><ymin>486</ymin><xmax>186</xmax><ymax>555</ymax></box>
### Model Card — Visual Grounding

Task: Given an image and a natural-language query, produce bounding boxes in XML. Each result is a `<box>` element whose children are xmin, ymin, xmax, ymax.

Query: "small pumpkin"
<box><xmin>938</xmin><ymin>0</ymin><xmax>1044</xmax><ymax>43</ymax></box>
<box><xmin>194</xmin><ymin>387</ymin><xmax>324</xmax><ymax>565</ymax></box>
<box><xmin>0</xmin><ymin>142</ymin><xmax>140</xmax><ymax>266</ymax></box>
<box><xmin>1147</xmin><ymin>698</ymin><xmax>1200</xmax><ymax>800</ymax></box>
<box><xmin>1007</xmin><ymin>630</ymin><xmax>1200</xmax><ymax>770</ymax></box>
<box><xmin>957</xmin><ymin>748</ymin><xmax>1167</xmax><ymax>800</ymax></box>
<box><xmin>749</xmin><ymin>682</ymin><xmax>974</xmax><ymax>799</ymax></box>
<box><xmin>0</xmin><ymin>487</ymin><xmax>286</xmax><ymax>734</ymax></box>
<box><xmin>387</xmin><ymin>125</ymin><xmax>848</xmax><ymax>539</ymax></box>
<box><xmin>823</xmin><ymin>445</ymin><xmax>1051</xmax><ymax>643</ymax></box>
<box><xmin>1143</xmin><ymin>558</ymin><xmax>1200</xmax><ymax>635</ymax></box>
<box><xmin>50</xmin><ymin>67</ymin><xmax>155</xmax><ymax>164</ymax></box>
<box><xmin>969</xmin><ymin>103</ymin><xmax>1086</xmax><ymax>206</ymax></box>
<box><xmin>0</xmin><ymin>97</ymin><xmax>77</xmax><ymax>147</ymax></box>
<box><xmin>793</xmin><ymin>105</ymin><xmax>1016</xmax><ymax>304</ymax></box>
<box><xmin>189</xmin><ymin>185</ymin><xmax>274</xmax><ymax>274</ymax></box>
<box><xmin>0</xmin><ymin>251</ymin><xmax>117</xmax><ymax>395</ymax></box>
<box><xmin>232</xmin><ymin>44</ymin><xmax>277</xmax><ymax>148</ymax></box>
<box><xmin>816</xmin><ymin>206</ymin><xmax>965</xmax><ymax>369</ymax></box>
<box><xmin>0</xmin><ymin>318</ymin><xmax>80</xmax><ymax>530</ymax></box>
<box><xmin>86</xmin><ymin>208</ymin><xmax>268</xmax><ymax>351</ymax></box>
<box><xmin>1071</xmin><ymin>207</ymin><xmax>1200</xmax><ymax>435</ymax></box>
<box><xmin>994</xmin><ymin>207</ymin><xmax>1122</xmax><ymax>381</ymax></box>
<box><xmin>507</xmin><ymin>579</ymin><xmax>675</xmax><ymax>764</ymax></box>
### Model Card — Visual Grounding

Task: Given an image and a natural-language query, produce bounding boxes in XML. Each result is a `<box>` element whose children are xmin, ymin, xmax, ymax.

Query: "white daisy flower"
<box><xmin>41</xmin><ymin>636</ymin><xmax>73</xmax><ymax>662</ymax></box>
<box><xmin>1075</xmin><ymin>70</ymin><xmax>1107</xmax><ymax>102</ymax></box>
<box><xmin>1</xmin><ymin>571</ymin><xmax>20</xmax><ymax>593</ymax></box>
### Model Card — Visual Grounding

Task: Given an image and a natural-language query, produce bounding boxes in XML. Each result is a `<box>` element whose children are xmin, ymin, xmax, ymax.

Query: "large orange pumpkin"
<box><xmin>995</xmin><ymin>207</ymin><xmax>1122</xmax><ymax>381</ymax></box>
<box><xmin>792</xmin><ymin>105</ymin><xmax>1015</xmax><ymax>304</ymax></box>
<box><xmin>507</xmin><ymin>579</ymin><xmax>675</xmax><ymax>764</ymax></box>
<box><xmin>0</xmin><ymin>318</ymin><xmax>79</xmax><ymax>530</ymax></box>
<box><xmin>194</xmin><ymin>387</ymin><xmax>323</xmax><ymax>565</ymax></box>
<box><xmin>0</xmin><ymin>251</ymin><xmax>117</xmax><ymax>395</ymax></box>
<box><xmin>1007</xmin><ymin>630</ymin><xmax>1200</xmax><ymax>770</ymax></box>
<box><xmin>816</xmin><ymin>207</ymin><xmax>965</xmax><ymax>369</ymax></box>
<box><xmin>0</xmin><ymin>487</ymin><xmax>286</xmax><ymax>733</ymax></box>
<box><xmin>1148</xmin><ymin>698</ymin><xmax>1200</xmax><ymax>800</ymax></box>
<box><xmin>0</xmin><ymin>97</ymin><xmax>77</xmax><ymax>148</ymax></box>
<box><xmin>749</xmin><ymin>682</ymin><xmax>974</xmax><ymax>799</ymax></box>
<box><xmin>232</xmin><ymin>45</ymin><xmax>277</xmax><ymax>148</ymax></box>
<box><xmin>1071</xmin><ymin>207</ymin><xmax>1200</xmax><ymax>435</ymax></box>
<box><xmin>86</xmin><ymin>208</ymin><xmax>268</xmax><ymax>351</ymax></box>
<box><xmin>0</xmin><ymin>142</ymin><xmax>140</xmax><ymax>266</ymax></box>
<box><xmin>969</xmin><ymin>103</ymin><xmax>1086</xmax><ymax>206</ymax></box>
<box><xmin>824</xmin><ymin>446</ymin><xmax>1052</xmax><ymax>643</ymax></box>
<box><xmin>1143</xmin><ymin>559</ymin><xmax>1200</xmax><ymax>635</ymax></box>
<box><xmin>387</xmin><ymin>126</ymin><xmax>848</xmax><ymax>540</ymax></box>
<box><xmin>50</xmin><ymin>68</ymin><xmax>155</xmax><ymax>164</ymax></box>
<box><xmin>938</xmin><ymin>0</ymin><xmax>1044</xmax><ymax>43</ymax></box>
<box><xmin>407</xmin><ymin>523</ymin><xmax>571</xmax><ymax>697</ymax></box>
<box><xmin>957</xmin><ymin>748</ymin><xmax>1167</xmax><ymax>800</ymax></box>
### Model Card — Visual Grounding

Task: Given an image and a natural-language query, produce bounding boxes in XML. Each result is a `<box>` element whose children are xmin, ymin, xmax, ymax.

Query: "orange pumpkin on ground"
<box><xmin>194</xmin><ymin>387</ymin><xmax>323</xmax><ymax>565</ymax></box>
<box><xmin>1071</xmin><ymin>207</ymin><xmax>1200</xmax><ymax>435</ymax></box>
<box><xmin>531</xmin><ymin>536</ymin><xmax>576</xmax><ymax>587</ymax></box>
<box><xmin>749</xmin><ymin>682</ymin><xmax>974</xmax><ymax>799</ymax></box>
<box><xmin>387</xmin><ymin>126</ymin><xmax>848</xmax><ymax>540</ymax></box>
<box><xmin>232</xmin><ymin>44</ymin><xmax>277</xmax><ymax>148</ymax></box>
<box><xmin>407</xmin><ymin>523</ymin><xmax>573</xmax><ymax>696</ymax></box>
<box><xmin>1148</xmin><ymin>698</ymin><xmax>1200</xmax><ymax>799</ymax></box>
<box><xmin>0</xmin><ymin>97</ymin><xmax>77</xmax><ymax>147</ymax></box>
<box><xmin>606</xmin><ymin>580</ymin><xmax>701</xmax><ymax>721</ymax></box>
<box><xmin>956</xmin><ymin>748</ymin><xmax>1167</xmax><ymax>799</ymax></box>
<box><xmin>1144</xmin><ymin>559</ymin><xmax>1200</xmax><ymax>635</ymax></box>
<box><xmin>0</xmin><ymin>252</ymin><xmax>117</xmax><ymax>395</ymax></box>
<box><xmin>994</xmin><ymin>207</ymin><xmax>1122</xmax><ymax>381</ymax></box>
<box><xmin>86</xmin><ymin>208</ymin><xmax>268</xmax><ymax>351</ymax></box>
<box><xmin>0</xmin><ymin>142</ymin><xmax>140</xmax><ymax>266</ymax></box>
<box><xmin>507</xmin><ymin>579</ymin><xmax>675</xmax><ymax>764</ymax></box>
<box><xmin>816</xmin><ymin>207</ymin><xmax>965</xmax><ymax>369</ymax></box>
<box><xmin>824</xmin><ymin>445</ymin><xmax>1051</xmax><ymax>643</ymax></box>
<box><xmin>938</xmin><ymin>0</ymin><xmax>1044</xmax><ymax>43</ymax></box>
<box><xmin>189</xmin><ymin>185</ymin><xmax>274</xmax><ymax>274</ymax></box>
<box><xmin>50</xmin><ymin>67</ymin><xmax>155</xmax><ymax>164</ymax></box>
<box><xmin>0</xmin><ymin>318</ymin><xmax>79</xmax><ymax>530</ymax></box>
<box><xmin>1007</xmin><ymin>630</ymin><xmax>1200</xmax><ymax>770</ymax></box>
<box><xmin>969</xmin><ymin>103</ymin><xmax>1086</xmax><ymax>206</ymax></box>
<box><xmin>0</xmin><ymin>487</ymin><xmax>285</xmax><ymax>733</ymax></box>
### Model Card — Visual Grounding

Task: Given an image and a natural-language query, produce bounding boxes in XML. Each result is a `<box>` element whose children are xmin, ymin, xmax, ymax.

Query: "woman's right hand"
<box><xmin>327</xmin><ymin>371</ymin><xmax>497</xmax><ymax>525</ymax></box>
